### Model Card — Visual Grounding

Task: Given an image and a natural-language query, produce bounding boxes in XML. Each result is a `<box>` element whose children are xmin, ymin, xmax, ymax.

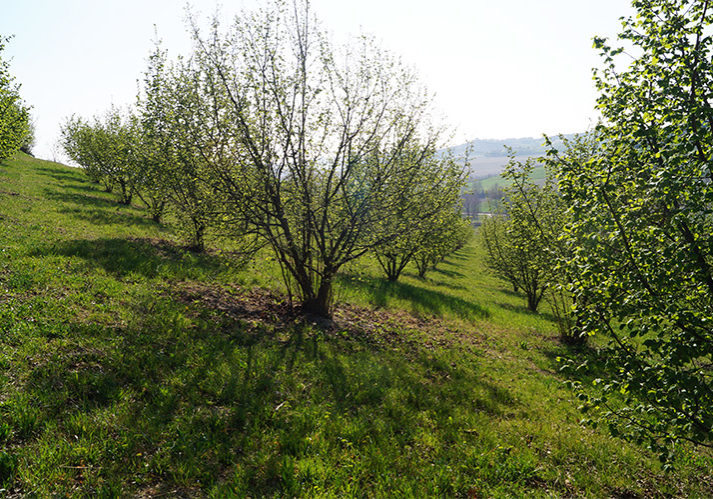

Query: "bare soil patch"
<box><xmin>172</xmin><ymin>281</ymin><xmax>484</xmax><ymax>354</ymax></box>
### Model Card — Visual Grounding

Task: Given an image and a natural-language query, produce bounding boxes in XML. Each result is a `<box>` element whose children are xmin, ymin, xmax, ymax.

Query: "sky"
<box><xmin>1</xmin><ymin>0</ymin><xmax>634</xmax><ymax>161</ymax></box>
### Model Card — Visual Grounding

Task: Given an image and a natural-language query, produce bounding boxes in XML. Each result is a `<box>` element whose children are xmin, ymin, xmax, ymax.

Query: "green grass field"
<box><xmin>0</xmin><ymin>153</ymin><xmax>710</xmax><ymax>496</ymax></box>
<box><xmin>469</xmin><ymin>165</ymin><xmax>547</xmax><ymax>192</ymax></box>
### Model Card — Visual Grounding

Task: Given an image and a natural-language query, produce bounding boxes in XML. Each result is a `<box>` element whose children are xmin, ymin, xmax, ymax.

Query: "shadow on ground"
<box><xmin>3</xmin><ymin>287</ymin><xmax>517</xmax><ymax>494</ymax></box>
<box><xmin>44</xmin><ymin>189</ymin><xmax>124</xmax><ymax>209</ymax></box>
<box><xmin>35</xmin><ymin>165</ymin><xmax>87</xmax><ymax>185</ymax></box>
<box><xmin>59</xmin><ymin>206</ymin><xmax>160</xmax><ymax>229</ymax></box>
<box><xmin>495</xmin><ymin>301</ymin><xmax>558</xmax><ymax>323</ymax></box>
<box><xmin>41</xmin><ymin>186</ymin><xmax>158</xmax><ymax>228</ymax></box>
<box><xmin>430</xmin><ymin>266</ymin><xmax>465</xmax><ymax>279</ymax></box>
<box><xmin>30</xmin><ymin>237</ymin><xmax>224</xmax><ymax>280</ymax></box>
<box><xmin>339</xmin><ymin>274</ymin><xmax>489</xmax><ymax>321</ymax></box>
<box><xmin>540</xmin><ymin>339</ymin><xmax>606</xmax><ymax>386</ymax></box>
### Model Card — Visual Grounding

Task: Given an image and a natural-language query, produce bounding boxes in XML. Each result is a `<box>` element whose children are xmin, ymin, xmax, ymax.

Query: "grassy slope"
<box><xmin>471</xmin><ymin>165</ymin><xmax>547</xmax><ymax>192</ymax></box>
<box><xmin>466</xmin><ymin>166</ymin><xmax>547</xmax><ymax>212</ymax></box>
<box><xmin>0</xmin><ymin>153</ymin><xmax>711</xmax><ymax>497</ymax></box>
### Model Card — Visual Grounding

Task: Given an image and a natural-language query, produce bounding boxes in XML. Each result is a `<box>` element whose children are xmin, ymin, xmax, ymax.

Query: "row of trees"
<box><xmin>374</xmin><ymin>156</ymin><xmax>471</xmax><ymax>281</ymax></box>
<box><xmin>61</xmin><ymin>110</ymin><xmax>141</xmax><ymax>205</ymax></box>
<box><xmin>480</xmin><ymin>0</ymin><xmax>713</xmax><ymax>463</ymax></box>
<box><xmin>558</xmin><ymin>0</ymin><xmax>713</xmax><ymax>461</ymax></box>
<box><xmin>480</xmin><ymin>154</ymin><xmax>560</xmax><ymax>313</ymax></box>
<box><xmin>62</xmin><ymin>1</ymin><xmax>469</xmax><ymax>317</ymax></box>
<box><xmin>50</xmin><ymin>0</ymin><xmax>713</xmax><ymax>469</ymax></box>
<box><xmin>0</xmin><ymin>36</ymin><xmax>32</xmax><ymax>162</ymax></box>
<box><xmin>480</xmin><ymin>138</ymin><xmax>596</xmax><ymax>344</ymax></box>
<box><xmin>57</xmin><ymin>0</ymin><xmax>713</xmax><ymax>467</ymax></box>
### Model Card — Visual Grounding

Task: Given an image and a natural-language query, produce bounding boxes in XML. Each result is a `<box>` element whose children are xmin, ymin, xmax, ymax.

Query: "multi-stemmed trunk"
<box><xmin>414</xmin><ymin>254</ymin><xmax>432</xmax><ymax>279</ymax></box>
<box><xmin>187</xmin><ymin>220</ymin><xmax>205</xmax><ymax>253</ymax></box>
<box><xmin>117</xmin><ymin>178</ymin><xmax>132</xmax><ymax>205</ymax></box>
<box><xmin>136</xmin><ymin>190</ymin><xmax>166</xmax><ymax>223</ymax></box>
<box><xmin>377</xmin><ymin>252</ymin><xmax>413</xmax><ymax>282</ymax></box>
<box><xmin>298</xmin><ymin>275</ymin><xmax>333</xmax><ymax>317</ymax></box>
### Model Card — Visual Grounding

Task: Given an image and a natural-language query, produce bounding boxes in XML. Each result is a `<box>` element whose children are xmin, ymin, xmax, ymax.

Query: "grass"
<box><xmin>0</xmin><ymin>152</ymin><xmax>711</xmax><ymax>496</ymax></box>
<box><xmin>469</xmin><ymin>164</ymin><xmax>547</xmax><ymax>193</ymax></box>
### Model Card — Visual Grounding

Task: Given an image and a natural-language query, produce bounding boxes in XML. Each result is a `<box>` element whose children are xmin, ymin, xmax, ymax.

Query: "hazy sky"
<box><xmin>1</xmin><ymin>0</ymin><xmax>633</xmax><ymax>160</ymax></box>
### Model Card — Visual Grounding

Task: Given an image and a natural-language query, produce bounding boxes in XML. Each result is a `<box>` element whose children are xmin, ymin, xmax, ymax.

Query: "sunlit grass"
<box><xmin>0</xmin><ymin>152</ymin><xmax>709</xmax><ymax>496</ymax></box>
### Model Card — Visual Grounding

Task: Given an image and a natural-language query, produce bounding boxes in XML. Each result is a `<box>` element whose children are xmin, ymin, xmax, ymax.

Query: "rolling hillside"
<box><xmin>0</xmin><ymin>152</ymin><xmax>709</xmax><ymax>496</ymax></box>
<box><xmin>447</xmin><ymin>134</ymin><xmax>577</xmax><ymax>181</ymax></box>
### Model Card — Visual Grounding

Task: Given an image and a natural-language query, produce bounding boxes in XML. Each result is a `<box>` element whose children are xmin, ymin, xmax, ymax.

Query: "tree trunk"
<box><xmin>527</xmin><ymin>292</ymin><xmax>540</xmax><ymax>312</ymax></box>
<box><xmin>301</xmin><ymin>276</ymin><xmax>333</xmax><ymax>318</ymax></box>
<box><xmin>377</xmin><ymin>255</ymin><xmax>402</xmax><ymax>282</ymax></box>
<box><xmin>386</xmin><ymin>258</ymin><xmax>400</xmax><ymax>281</ymax></box>
<box><xmin>415</xmin><ymin>258</ymin><xmax>428</xmax><ymax>278</ymax></box>
<box><xmin>118</xmin><ymin>180</ymin><xmax>132</xmax><ymax>205</ymax></box>
<box><xmin>151</xmin><ymin>201</ymin><xmax>165</xmax><ymax>223</ymax></box>
<box><xmin>188</xmin><ymin>222</ymin><xmax>205</xmax><ymax>252</ymax></box>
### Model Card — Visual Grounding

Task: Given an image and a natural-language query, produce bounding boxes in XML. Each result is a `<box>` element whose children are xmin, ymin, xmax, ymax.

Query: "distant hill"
<box><xmin>448</xmin><ymin>134</ymin><xmax>577</xmax><ymax>158</ymax></box>
<box><xmin>446</xmin><ymin>134</ymin><xmax>579</xmax><ymax>179</ymax></box>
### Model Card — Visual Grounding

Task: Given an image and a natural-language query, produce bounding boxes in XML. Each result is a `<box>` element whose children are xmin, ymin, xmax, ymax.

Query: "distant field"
<box><xmin>468</xmin><ymin>155</ymin><xmax>531</xmax><ymax>179</ymax></box>
<box><xmin>467</xmin><ymin>164</ymin><xmax>547</xmax><ymax>193</ymax></box>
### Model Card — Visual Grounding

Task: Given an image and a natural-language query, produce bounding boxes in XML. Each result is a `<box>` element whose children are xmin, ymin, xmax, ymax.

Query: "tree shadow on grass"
<box><xmin>38</xmin><ymin>167</ymin><xmax>157</xmax><ymax>223</ymax></box>
<box><xmin>57</xmin><ymin>206</ymin><xmax>158</xmax><ymax>229</ymax></box>
<box><xmin>65</xmin><ymin>183</ymin><xmax>108</xmax><ymax>194</ymax></box>
<box><xmin>539</xmin><ymin>339</ymin><xmax>606</xmax><ymax>387</ymax></box>
<box><xmin>6</xmin><ymin>283</ymin><xmax>518</xmax><ymax>494</ymax></box>
<box><xmin>42</xmin><ymin>187</ymin><xmax>156</xmax><ymax>228</ymax></box>
<box><xmin>44</xmin><ymin>189</ymin><xmax>122</xmax><ymax>210</ymax></box>
<box><xmin>498</xmin><ymin>287</ymin><xmax>524</xmax><ymax>298</ymax></box>
<box><xmin>420</xmin><ymin>278</ymin><xmax>468</xmax><ymax>292</ymax></box>
<box><xmin>495</xmin><ymin>301</ymin><xmax>558</xmax><ymax>323</ymax></box>
<box><xmin>397</xmin><ymin>270</ymin><xmax>468</xmax><ymax>292</ymax></box>
<box><xmin>316</xmin><ymin>341</ymin><xmax>516</xmax><ymax>419</ymax></box>
<box><xmin>35</xmin><ymin>165</ymin><xmax>87</xmax><ymax>185</ymax></box>
<box><xmin>35</xmin><ymin>167</ymin><xmax>111</xmax><ymax>195</ymax></box>
<box><xmin>430</xmin><ymin>266</ymin><xmax>466</xmax><ymax>279</ymax></box>
<box><xmin>448</xmin><ymin>252</ymin><xmax>470</xmax><ymax>262</ymax></box>
<box><xmin>30</xmin><ymin>237</ymin><xmax>224</xmax><ymax>280</ymax></box>
<box><xmin>339</xmin><ymin>274</ymin><xmax>489</xmax><ymax>320</ymax></box>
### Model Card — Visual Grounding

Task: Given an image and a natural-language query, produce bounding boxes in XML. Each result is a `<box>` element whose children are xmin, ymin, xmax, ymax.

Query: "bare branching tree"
<box><xmin>186</xmin><ymin>1</ymin><xmax>458</xmax><ymax>316</ymax></box>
